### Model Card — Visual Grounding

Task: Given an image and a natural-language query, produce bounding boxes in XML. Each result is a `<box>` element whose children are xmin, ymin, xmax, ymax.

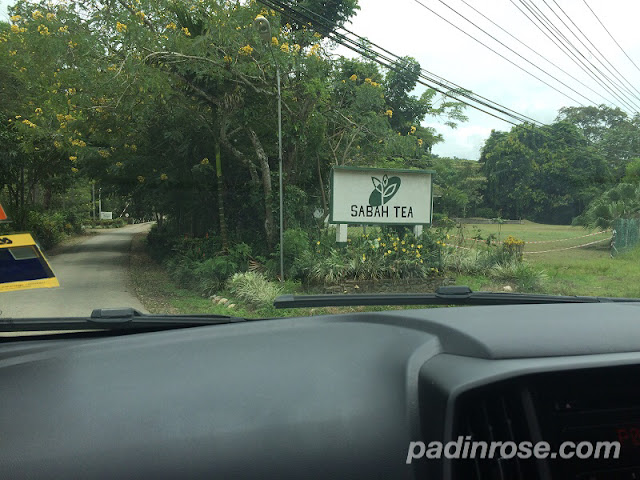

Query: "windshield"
<box><xmin>1</xmin><ymin>0</ymin><xmax>639</xmax><ymax>321</ymax></box>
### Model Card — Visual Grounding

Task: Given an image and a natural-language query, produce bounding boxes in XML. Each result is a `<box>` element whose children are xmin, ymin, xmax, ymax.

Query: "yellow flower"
<box><xmin>10</xmin><ymin>24</ymin><xmax>20</xmax><ymax>34</ymax></box>
<box><xmin>35</xmin><ymin>107</ymin><xmax>43</xmax><ymax>115</ymax></box>
<box><xmin>238</xmin><ymin>44</ymin><xmax>253</xmax><ymax>55</ymax></box>
<box><xmin>410</xmin><ymin>125</ymin><xmax>417</xmax><ymax>134</ymax></box>
<box><xmin>46</xmin><ymin>13</ymin><xmax>56</xmax><ymax>21</ymax></box>
<box><xmin>416</xmin><ymin>252</ymin><xmax>421</xmax><ymax>258</ymax></box>
<box><xmin>54</xmin><ymin>141</ymin><xmax>62</xmax><ymax>149</ymax></box>
<box><xmin>292</xmin><ymin>44</ymin><xmax>301</xmax><ymax>53</ymax></box>
<box><xmin>38</xmin><ymin>25</ymin><xmax>50</xmax><ymax>36</ymax></box>
<box><xmin>98</xmin><ymin>150</ymin><xmax>110</xmax><ymax>158</ymax></box>
<box><xmin>280</xmin><ymin>42</ymin><xmax>289</xmax><ymax>53</ymax></box>
<box><xmin>71</xmin><ymin>167</ymin><xmax>78</xmax><ymax>173</ymax></box>
<box><xmin>160</xmin><ymin>173</ymin><xmax>168</xmax><ymax>181</ymax></box>
<box><xmin>68</xmin><ymin>40</ymin><xmax>77</xmax><ymax>48</ymax></box>
<box><xmin>69</xmin><ymin>156</ymin><xmax>77</xmax><ymax>162</ymax></box>
<box><xmin>387</xmin><ymin>250</ymin><xmax>391</xmax><ymax>254</ymax></box>
<box><xmin>224</xmin><ymin>55</ymin><xmax>233</xmax><ymax>63</ymax></box>
<box><xmin>130</xmin><ymin>144</ymin><xmax>137</xmax><ymax>152</ymax></box>
<box><xmin>307</xmin><ymin>44</ymin><xmax>320</xmax><ymax>57</ymax></box>
<box><xmin>200</xmin><ymin>157</ymin><xmax>209</xmax><ymax>165</ymax></box>
<box><xmin>10</xmin><ymin>15</ymin><xmax>21</xmax><ymax>22</ymax></box>
<box><xmin>349</xmin><ymin>74</ymin><xmax>357</xmax><ymax>81</ymax></box>
<box><xmin>402</xmin><ymin>248</ymin><xmax>406</xmax><ymax>252</ymax></box>
<box><xmin>313</xmin><ymin>32</ymin><xmax>322</xmax><ymax>38</ymax></box>
<box><xmin>32</xmin><ymin>10</ymin><xmax>44</xmax><ymax>20</ymax></box>
<box><xmin>384</xmin><ymin>109</ymin><xmax>393</xmax><ymax>118</ymax></box>
<box><xmin>362</xmin><ymin>254</ymin><xmax>366</xmax><ymax>261</ymax></box>
<box><xmin>59</xmin><ymin>26</ymin><xmax>69</xmax><ymax>33</ymax></box>
<box><xmin>417</xmin><ymin>244</ymin><xmax>422</xmax><ymax>249</ymax></box>
<box><xmin>71</xmin><ymin>139</ymin><xmax>86</xmax><ymax>147</ymax></box>
<box><xmin>418</xmin><ymin>138</ymin><xmax>423</xmax><ymax>147</ymax></box>
<box><xmin>271</xmin><ymin>36</ymin><xmax>278</xmax><ymax>46</ymax></box>
<box><xmin>116</xmin><ymin>22</ymin><xmax>127</xmax><ymax>33</ymax></box>
<box><xmin>21</xmin><ymin>119</ymin><xmax>36</xmax><ymax>128</ymax></box>
<box><xmin>9</xmin><ymin>50</ymin><xmax>16</xmax><ymax>56</ymax></box>
<box><xmin>316</xmin><ymin>241</ymin><xmax>321</xmax><ymax>245</ymax></box>
<box><xmin>116</xmin><ymin>162</ymin><xmax>123</xmax><ymax>167</ymax></box>
<box><xmin>137</xmin><ymin>175</ymin><xmax>145</xmax><ymax>183</ymax></box>
<box><xmin>364</xmin><ymin>77</ymin><xmax>372</xmax><ymax>84</ymax></box>
<box><xmin>166</xmin><ymin>22</ymin><xmax>177</xmax><ymax>30</ymax></box>
<box><xmin>182</xmin><ymin>27</ymin><xmax>191</xmax><ymax>36</ymax></box>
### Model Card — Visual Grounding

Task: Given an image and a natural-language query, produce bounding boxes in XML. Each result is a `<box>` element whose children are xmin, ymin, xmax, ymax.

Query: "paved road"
<box><xmin>0</xmin><ymin>223</ymin><xmax>150</xmax><ymax>318</ymax></box>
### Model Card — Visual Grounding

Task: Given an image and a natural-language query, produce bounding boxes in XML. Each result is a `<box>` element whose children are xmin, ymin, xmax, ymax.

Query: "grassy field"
<box><xmin>451</xmin><ymin>221</ymin><xmax>640</xmax><ymax>298</ymax></box>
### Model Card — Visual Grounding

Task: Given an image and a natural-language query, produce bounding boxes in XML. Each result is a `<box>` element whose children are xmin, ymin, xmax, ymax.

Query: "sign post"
<box><xmin>330</xmin><ymin>167</ymin><xmax>433</xmax><ymax>241</ymax></box>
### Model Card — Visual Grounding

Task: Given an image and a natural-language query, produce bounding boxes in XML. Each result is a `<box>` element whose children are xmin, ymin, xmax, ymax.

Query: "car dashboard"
<box><xmin>2</xmin><ymin>302</ymin><xmax>640</xmax><ymax>479</ymax></box>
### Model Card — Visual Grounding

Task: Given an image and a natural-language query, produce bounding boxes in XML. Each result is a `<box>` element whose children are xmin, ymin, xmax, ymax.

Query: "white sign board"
<box><xmin>100</xmin><ymin>211</ymin><xmax>113</xmax><ymax>220</ymax></box>
<box><xmin>330</xmin><ymin>167</ymin><xmax>433</xmax><ymax>225</ymax></box>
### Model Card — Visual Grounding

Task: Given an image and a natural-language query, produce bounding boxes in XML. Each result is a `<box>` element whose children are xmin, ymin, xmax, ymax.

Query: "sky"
<box><xmin>3</xmin><ymin>0</ymin><xmax>640</xmax><ymax>160</ymax></box>
<box><xmin>344</xmin><ymin>0</ymin><xmax>640</xmax><ymax>159</ymax></box>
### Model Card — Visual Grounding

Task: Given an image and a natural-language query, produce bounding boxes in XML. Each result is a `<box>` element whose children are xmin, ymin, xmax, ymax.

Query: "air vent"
<box><xmin>452</xmin><ymin>384</ymin><xmax>541</xmax><ymax>480</ymax></box>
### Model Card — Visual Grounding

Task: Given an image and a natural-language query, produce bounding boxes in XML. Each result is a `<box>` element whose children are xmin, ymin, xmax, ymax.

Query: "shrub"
<box><xmin>282</xmin><ymin>228</ymin><xmax>311</xmax><ymax>279</ymax></box>
<box><xmin>26</xmin><ymin>211</ymin><xmax>65</xmax><ymax>249</ymax></box>
<box><xmin>193</xmin><ymin>256</ymin><xmax>239</xmax><ymax>295</ymax></box>
<box><xmin>227</xmin><ymin>272</ymin><xmax>284</xmax><ymax>308</ymax></box>
<box><xmin>299</xmin><ymin>229</ymin><xmax>444</xmax><ymax>284</ymax></box>
<box><xmin>489</xmin><ymin>261</ymin><xmax>547</xmax><ymax>292</ymax></box>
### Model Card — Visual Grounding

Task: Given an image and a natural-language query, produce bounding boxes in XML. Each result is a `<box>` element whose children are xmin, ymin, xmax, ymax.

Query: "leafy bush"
<box><xmin>227</xmin><ymin>272</ymin><xmax>284</xmax><ymax>308</ymax></box>
<box><xmin>475</xmin><ymin>207</ymin><xmax>497</xmax><ymax>219</ymax></box>
<box><xmin>489</xmin><ymin>261</ymin><xmax>547</xmax><ymax>292</ymax></box>
<box><xmin>282</xmin><ymin>228</ymin><xmax>311</xmax><ymax>278</ymax></box>
<box><xmin>193</xmin><ymin>256</ymin><xmax>239</xmax><ymax>294</ymax></box>
<box><xmin>85</xmin><ymin>218</ymin><xmax>127</xmax><ymax>228</ymax></box>
<box><xmin>26</xmin><ymin>211</ymin><xmax>65</xmax><ymax>249</ymax></box>
<box><xmin>298</xmin><ymin>229</ymin><xmax>444</xmax><ymax>284</ymax></box>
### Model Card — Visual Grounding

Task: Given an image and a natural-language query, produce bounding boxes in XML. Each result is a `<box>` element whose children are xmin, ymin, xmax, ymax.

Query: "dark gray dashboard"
<box><xmin>2</xmin><ymin>303</ymin><xmax>640</xmax><ymax>479</ymax></box>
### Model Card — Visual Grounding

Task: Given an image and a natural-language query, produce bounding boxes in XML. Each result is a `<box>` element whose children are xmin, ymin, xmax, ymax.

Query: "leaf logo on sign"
<box><xmin>369</xmin><ymin>174</ymin><xmax>401</xmax><ymax>206</ymax></box>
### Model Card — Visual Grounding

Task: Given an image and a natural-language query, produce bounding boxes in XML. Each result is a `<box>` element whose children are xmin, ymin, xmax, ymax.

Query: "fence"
<box><xmin>611</xmin><ymin>217</ymin><xmax>640</xmax><ymax>256</ymax></box>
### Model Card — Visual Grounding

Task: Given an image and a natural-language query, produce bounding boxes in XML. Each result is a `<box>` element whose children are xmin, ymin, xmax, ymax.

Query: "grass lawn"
<box><xmin>451</xmin><ymin>221</ymin><xmax>640</xmax><ymax>298</ymax></box>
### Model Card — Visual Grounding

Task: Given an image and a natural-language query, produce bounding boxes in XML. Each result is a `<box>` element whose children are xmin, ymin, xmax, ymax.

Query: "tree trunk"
<box><xmin>317</xmin><ymin>154</ymin><xmax>327</xmax><ymax>216</ymax></box>
<box><xmin>219</xmin><ymin>119</ymin><xmax>259</xmax><ymax>183</ymax></box>
<box><xmin>215</xmin><ymin>143</ymin><xmax>230</xmax><ymax>251</ymax></box>
<box><xmin>248</xmin><ymin>128</ymin><xmax>276</xmax><ymax>250</ymax></box>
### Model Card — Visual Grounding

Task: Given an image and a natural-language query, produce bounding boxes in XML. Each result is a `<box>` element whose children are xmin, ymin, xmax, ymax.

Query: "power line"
<box><xmin>259</xmin><ymin>0</ymin><xmax>543</xmax><ymax>126</ymax></box>
<box><xmin>274</xmin><ymin>0</ymin><xmax>539</xmax><ymax>124</ymax></box>
<box><xmin>539</xmin><ymin>0</ymin><xmax>640</xmax><ymax>111</ymax></box>
<box><xmin>458</xmin><ymin>0</ymin><xmax>619</xmax><ymax>108</ymax></box>
<box><xmin>410</xmin><ymin>0</ymin><xmax>590</xmax><ymax>107</ymax></box>
<box><xmin>512</xmin><ymin>0</ymin><xmax>637</xmax><ymax>114</ymax></box>
<box><xmin>582</xmin><ymin>0</ymin><xmax>640</xmax><ymax>78</ymax></box>
<box><xmin>550</xmin><ymin>0</ymin><xmax>640</xmax><ymax>102</ymax></box>
<box><xmin>519</xmin><ymin>0</ymin><xmax>640</xmax><ymax>112</ymax></box>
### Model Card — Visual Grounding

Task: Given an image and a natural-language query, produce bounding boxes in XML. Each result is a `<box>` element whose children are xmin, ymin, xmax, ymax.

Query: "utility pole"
<box><xmin>254</xmin><ymin>15</ymin><xmax>285</xmax><ymax>282</ymax></box>
<box><xmin>92</xmin><ymin>182</ymin><xmax>95</xmax><ymax>221</ymax></box>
